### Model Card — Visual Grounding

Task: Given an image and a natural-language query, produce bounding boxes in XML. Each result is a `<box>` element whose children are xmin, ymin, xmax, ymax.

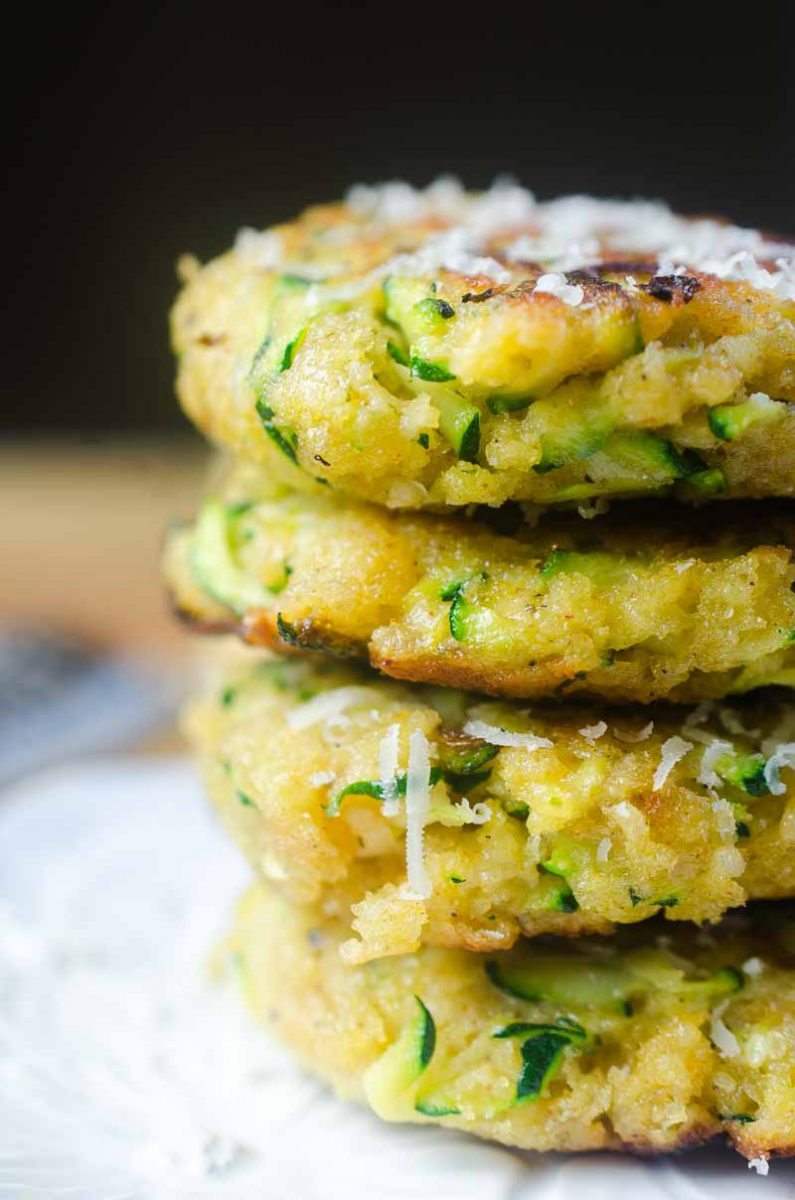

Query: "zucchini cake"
<box><xmin>165</xmin><ymin>469</ymin><xmax>795</xmax><ymax>704</ymax></box>
<box><xmin>229</xmin><ymin>882</ymin><xmax>795</xmax><ymax>1161</ymax></box>
<box><xmin>172</xmin><ymin>180</ymin><xmax>795</xmax><ymax>512</ymax></box>
<box><xmin>187</xmin><ymin>655</ymin><xmax>795</xmax><ymax>959</ymax></box>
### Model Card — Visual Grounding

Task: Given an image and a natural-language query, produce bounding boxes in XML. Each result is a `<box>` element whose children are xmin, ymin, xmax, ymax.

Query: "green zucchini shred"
<box><xmin>548</xmin><ymin>883</ymin><xmax>579</xmax><ymax>912</ymax></box>
<box><xmin>487</xmin><ymin>392</ymin><xmax>536</xmax><ymax>414</ymax></box>
<box><xmin>386</xmin><ymin>340</ymin><xmax>410</xmax><ymax>367</ymax></box>
<box><xmin>413</xmin><ymin>296</ymin><xmax>455</xmax><ymax>331</ymax></box>
<box><xmin>414</xmin><ymin>1098</ymin><xmax>461</xmax><ymax>1116</ymax></box>
<box><xmin>256</xmin><ymin>398</ymin><xmax>300</xmax><ymax>463</ymax></box>
<box><xmin>277</xmin><ymin>273</ymin><xmax>313</xmax><ymax>289</ymax></box>
<box><xmin>416</xmin><ymin>996</ymin><xmax>437</xmax><ymax>1068</ymax></box>
<box><xmin>714</xmin><ymin>749</ymin><xmax>770</xmax><ymax>797</ymax></box>
<box><xmin>493</xmin><ymin>1019</ymin><xmax>587</xmax><ymax>1103</ymax></box>
<box><xmin>439</xmin><ymin>580</ymin><xmax>469</xmax><ymax>641</ymax></box>
<box><xmin>708</xmin><ymin>394</ymin><xmax>783</xmax><ymax>441</ymax></box>
<box><xmin>409</xmin><ymin>355</ymin><xmax>457</xmax><ymax>384</ymax></box>
<box><xmin>278</xmin><ymin>327</ymin><xmax>307</xmax><ymax>372</ymax></box>
<box><xmin>438</xmin><ymin>742</ymin><xmax>499</xmax><ymax>776</ymax></box>
<box><xmin>265</xmin><ymin>562</ymin><xmax>293</xmax><ymax>596</ymax></box>
<box><xmin>275</xmin><ymin>612</ymin><xmax>301</xmax><ymax>645</ymax></box>
<box><xmin>364</xmin><ymin>995</ymin><xmax>437</xmax><ymax>1119</ymax></box>
<box><xmin>502</xmin><ymin>798</ymin><xmax>530</xmax><ymax>821</ymax></box>
<box><xmin>326</xmin><ymin>768</ymin><xmax>443</xmax><ymax>816</ymax></box>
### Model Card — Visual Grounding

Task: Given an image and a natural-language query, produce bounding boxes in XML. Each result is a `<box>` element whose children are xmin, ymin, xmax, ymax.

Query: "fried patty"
<box><xmin>229</xmin><ymin>882</ymin><xmax>795</xmax><ymax>1160</ymax></box>
<box><xmin>164</xmin><ymin>468</ymin><xmax>795</xmax><ymax>704</ymax></box>
<box><xmin>187</xmin><ymin>654</ymin><xmax>795</xmax><ymax>959</ymax></box>
<box><xmin>172</xmin><ymin>183</ymin><xmax>795</xmax><ymax>511</ymax></box>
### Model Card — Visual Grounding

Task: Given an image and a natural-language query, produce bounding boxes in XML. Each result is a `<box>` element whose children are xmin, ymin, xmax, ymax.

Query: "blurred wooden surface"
<box><xmin>1</xmin><ymin>438</ymin><xmax>208</xmax><ymax>663</ymax></box>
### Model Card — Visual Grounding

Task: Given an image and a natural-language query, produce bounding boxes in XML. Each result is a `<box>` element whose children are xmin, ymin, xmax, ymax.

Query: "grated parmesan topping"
<box><xmin>743</xmin><ymin>957</ymin><xmax>766</xmax><ymax>977</ymax></box>
<box><xmin>533</xmin><ymin>273</ymin><xmax>584</xmax><ymax>307</ymax></box>
<box><xmin>286</xmin><ymin>686</ymin><xmax>378</xmax><ymax>731</ymax></box>
<box><xmin>580</xmin><ymin>721</ymin><xmax>608</xmax><ymax>742</ymax></box>
<box><xmin>385</xmin><ymin>227</ymin><xmax>512</xmax><ymax>284</ymax></box>
<box><xmin>378</xmin><ymin>724</ymin><xmax>401</xmax><ymax>818</ymax></box>
<box><xmin>340</xmin><ymin>178</ymin><xmax>795</xmax><ymax>297</ymax></box>
<box><xmin>233</xmin><ymin>227</ymin><xmax>284</xmax><ymax>268</ymax></box>
<box><xmin>463</xmin><ymin>719</ymin><xmax>553</xmax><ymax>751</ymax></box>
<box><xmin>614</xmin><ymin>721</ymin><xmax>655</xmax><ymax>744</ymax></box>
<box><xmin>652</xmin><ymin>736</ymin><xmax>694</xmax><ymax>791</ymax></box>
<box><xmin>748</xmin><ymin>1156</ymin><xmax>770</xmax><ymax>1177</ymax></box>
<box><xmin>762</xmin><ymin>743</ymin><xmax>795</xmax><ymax>796</ymax></box>
<box><xmin>404</xmin><ymin>730</ymin><xmax>432</xmax><ymax>899</ymax></box>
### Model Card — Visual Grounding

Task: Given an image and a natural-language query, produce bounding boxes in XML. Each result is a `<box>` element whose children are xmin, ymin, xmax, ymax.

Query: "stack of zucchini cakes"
<box><xmin>164</xmin><ymin>180</ymin><xmax>795</xmax><ymax>1168</ymax></box>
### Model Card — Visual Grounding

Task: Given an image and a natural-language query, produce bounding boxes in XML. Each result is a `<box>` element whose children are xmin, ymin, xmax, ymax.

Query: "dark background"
<box><xmin>9</xmin><ymin>5</ymin><xmax>794</xmax><ymax>436</ymax></box>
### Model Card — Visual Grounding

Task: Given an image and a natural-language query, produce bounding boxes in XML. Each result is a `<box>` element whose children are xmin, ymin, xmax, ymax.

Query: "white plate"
<box><xmin>0</xmin><ymin>757</ymin><xmax>791</xmax><ymax>1199</ymax></box>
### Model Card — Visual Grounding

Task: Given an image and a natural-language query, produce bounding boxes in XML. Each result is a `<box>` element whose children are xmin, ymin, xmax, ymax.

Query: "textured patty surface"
<box><xmin>188</xmin><ymin>655</ymin><xmax>795</xmax><ymax>958</ymax></box>
<box><xmin>172</xmin><ymin>182</ymin><xmax>795</xmax><ymax>511</ymax></box>
<box><xmin>165</xmin><ymin>469</ymin><xmax>795</xmax><ymax>704</ymax></box>
<box><xmin>230</xmin><ymin>883</ymin><xmax>795</xmax><ymax>1160</ymax></box>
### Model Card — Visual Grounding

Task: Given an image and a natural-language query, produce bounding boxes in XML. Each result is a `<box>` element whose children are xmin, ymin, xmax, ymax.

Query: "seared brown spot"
<box><xmin>643</xmin><ymin>275</ymin><xmax>701</xmax><ymax>304</ymax></box>
<box><xmin>461</xmin><ymin>287</ymin><xmax>498</xmax><ymax>304</ymax></box>
<box><xmin>197</xmin><ymin>332</ymin><xmax>227</xmax><ymax>346</ymax></box>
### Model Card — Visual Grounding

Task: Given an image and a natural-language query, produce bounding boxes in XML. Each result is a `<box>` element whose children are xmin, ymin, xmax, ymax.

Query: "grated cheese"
<box><xmin>233</xmin><ymin>227</ymin><xmax>284</xmax><ymax>268</ymax></box>
<box><xmin>576</xmin><ymin>497</ymin><xmax>610</xmax><ymax>520</ymax></box>
<box><xmin>455</xmin><ymin>798</ymin><xmax>492</xmax><ymax>825</ymax></box>
<box><xmin>683</xmin><ymin>701</ymin><xmax>715</xmax><ymax>729</ymax></box>
<box><xmin>308</xmin><ymin>770</ymin><xmax>336</xmax><ymax>789</ymax></box>
<box><xmin>596</xmin><ymin>837</ymin><xmax>612</xmax><ymax>863</ymax></box>
<box><xmin>748</xmin><ymin>1156</ymin><xmax>770</xmax><ymax>1176</ymax></box>
<box><xmin>404</xmin><ymin>730</ymin><xmax>432</xmax><ymax>899</ymax></box>
<box><xmin>763</xmin><ymin>743</ymin><xmax>795</xmax><ymax>796</ymax></box>
<box><xmin>463</xmin><ymin>719</ymin><xmax>552</xmax><ymax>751</ymax></box>
<box><xmin>743</xmin><ymin>957</ymin><xmax>766</xmax><ymax>978</ymax></box>
<box><xmin>608</xmin><ymin>800</ymin><xmax>648</xmax><ymax>839</ymax></box>
<box><xmin>614</xmin><ymin>721</ymin><xmax>655</xmax><ymax>744</ymax></box>
<box><xmin>579</xmin><ymin>721</ymin><xmax>608</xmax><ymax>742</ymax></box>
<box><xmin>697</xmin><ymin>739</ymin><xmax>733</xmax><ymax>789</ymax></box>
<box><xmin>335</xmin><ymin>178</ymin><xmax>795</xmax><ymax>296</ymax></box>
<box><xmin>652</xmin><ymin>736</ymin><xmax>693</xmax><ymax>791</ymax></box>
<box><xmin>718</xmin><ymin>707</ymin><xmax>760</xmax><ymax>739</ymax></box>
<box><xmin>385</xmin><ymin>479</ymin><xmax>430</xmax><ymax>509</ymax></box>
<box><xmin>711</xmin><ymin>798</ymin><xmax>738</xmax><ymax>841</ymax></box>
<box><xmin>710</xmin><ymin>1001</ymin><xmax>740</xmax><ymax>1058</ymax></box>
<box><xmin>286</xmin><ymin>686</ymin><xmax>378</xmax><ymax>731</ymax></box>
<box><xmin>378</xmin><ymin>724</ymin><xmax>401</xmax><ymax>818</ymax></box>
<box><xmin>533</xmin><ymin>273</ymin><xmax>584</xmax><ymax>307</ymax></box>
